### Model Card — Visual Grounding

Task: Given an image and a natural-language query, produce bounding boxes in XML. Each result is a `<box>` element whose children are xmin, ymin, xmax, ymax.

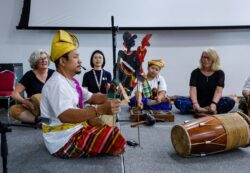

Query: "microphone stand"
<box><xmin>0</xmin><ymin>117</ymin><xmax>49</xmax><ymax>173</ymax></box>
<box><xmin>0</xmin><ymin>121</ymin><xmax>12</xmax><ymax>173</ymax></box>
<box><xmin>111</xmin><ymin>16</ymin><xmax>119</xmax><ymax>79</ymax></box>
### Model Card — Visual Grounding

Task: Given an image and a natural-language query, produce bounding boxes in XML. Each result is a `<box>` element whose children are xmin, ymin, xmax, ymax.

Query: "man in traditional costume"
<box><xmin>129</xmin><ymin>59</ymin><xmax>172</xmax><ymax>110</ymax></box>
<box><xmin>40</xmin><ymin>30</ymin><xmax>126</xmax><ymax>158</ymax></box>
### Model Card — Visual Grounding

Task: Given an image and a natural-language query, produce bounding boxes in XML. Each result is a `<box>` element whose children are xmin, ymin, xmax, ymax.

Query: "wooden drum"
<box><xmin>30</xmin><ymin>93</ymin><xmax>41</xmax><ymax>116</ymax></box>
<box><xmin>87</xmin><ymin>115</ymin><xmax>116</xmax><ymax>127</ymax></box>
<box><xmin>171</xmin><ymin>112</ymin><xmax>250</xmax><ymax>157</ymax></box>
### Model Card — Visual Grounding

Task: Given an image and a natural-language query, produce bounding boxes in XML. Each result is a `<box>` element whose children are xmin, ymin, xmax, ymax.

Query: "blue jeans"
<box><xmin>129</xmin><ymin>97</ymin><xmax>172</xmax><ymax>111</ymax></box>
<box><xmin>174</xmin><ymin>96</ymin><xmax>235</xmax><ymax>114</ymax></box>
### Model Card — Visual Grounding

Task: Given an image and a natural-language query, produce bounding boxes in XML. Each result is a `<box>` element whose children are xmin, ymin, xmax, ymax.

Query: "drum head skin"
<box><xmin>171</xmin><ymin>125</ymin><xmax>191</xmax><ymax>157</ymax></box>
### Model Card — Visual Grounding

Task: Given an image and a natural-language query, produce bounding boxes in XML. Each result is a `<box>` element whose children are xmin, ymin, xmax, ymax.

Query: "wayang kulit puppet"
<box><xmin>108</xmin><ymin>32</ymin><xmax>152</xmax><ymax>99</ymax></box>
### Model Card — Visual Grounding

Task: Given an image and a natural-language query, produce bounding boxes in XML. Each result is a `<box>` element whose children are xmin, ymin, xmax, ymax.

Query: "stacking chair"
<box><xmin>0</xmin><ymin>70</ymin><xmax>15</xmax><ymax>122</ymax></box>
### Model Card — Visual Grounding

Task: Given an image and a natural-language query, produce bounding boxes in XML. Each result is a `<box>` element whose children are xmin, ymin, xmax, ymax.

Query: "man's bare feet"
<box><xmin>111</xmin><ymin>147</ymin><xmax>125</xmax><ymax>156</ymax></box>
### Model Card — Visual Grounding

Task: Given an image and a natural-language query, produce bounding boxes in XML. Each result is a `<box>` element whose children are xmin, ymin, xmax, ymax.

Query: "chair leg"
<box><xmin>7</xmin><ymin>97</ymin><xmax>11</xmax><ymax>123</ymax></box>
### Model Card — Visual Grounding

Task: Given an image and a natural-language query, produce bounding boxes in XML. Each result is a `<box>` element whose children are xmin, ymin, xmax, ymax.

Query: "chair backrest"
<box><xmin>0</xmin><ymin>70</ymin><xmax>15</xmax><ymax>91</ymax></box>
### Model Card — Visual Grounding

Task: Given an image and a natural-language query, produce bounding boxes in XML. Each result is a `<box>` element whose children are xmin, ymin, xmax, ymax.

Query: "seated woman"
<box><xmin>174</xmin><ymin>48</ymin><xmax>235</xmax><ymax>115</ymax></box>
<box><xmin>82</xmin><ymin>50</ymin><xmax>112</xmax><ymax>94</ymax></box>
<box><xmin>239</xmin><ymin>77</ymin><xmax>250</xmax><ymax>114</ymax></box>
<box><xmin>9</xmin><ymin>50</ymin><xmax>54</xmax><ymax>123</ymax></box>
<box><xmin>129</xmin><ymin>59</ymin><xmax>172</xmax><ymax>110</ymax></box>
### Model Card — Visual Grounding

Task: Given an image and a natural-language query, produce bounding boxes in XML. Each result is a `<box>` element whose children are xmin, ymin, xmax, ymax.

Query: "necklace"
<box><xmin>93</xmin><ymin>69</ymin><xmax>103</xmax><ymax>92</ymax></box>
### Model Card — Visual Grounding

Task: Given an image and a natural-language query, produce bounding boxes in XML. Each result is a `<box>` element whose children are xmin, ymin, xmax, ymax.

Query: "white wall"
<box><xmin>1</xmin><ymin>0</ymin><xmax>250</xmax><ymax>96</ymax></box>
<box><xmin>29</xmin><ymin>0</ymin><xmax>250</xmax><ymax>27</ymax></box>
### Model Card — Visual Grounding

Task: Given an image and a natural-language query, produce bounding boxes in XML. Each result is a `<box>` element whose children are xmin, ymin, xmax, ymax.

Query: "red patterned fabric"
<box><xmin>53</xmin><ymin>125</ymin><xmax>126</xmax><ymax>158</ymax></box>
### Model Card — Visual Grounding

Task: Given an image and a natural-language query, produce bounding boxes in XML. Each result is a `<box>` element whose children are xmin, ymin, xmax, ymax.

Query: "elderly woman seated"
<box><xmin>9</xmin><ymin>50</ymin><xmax>54</xmax><ymax>123</ymax></box>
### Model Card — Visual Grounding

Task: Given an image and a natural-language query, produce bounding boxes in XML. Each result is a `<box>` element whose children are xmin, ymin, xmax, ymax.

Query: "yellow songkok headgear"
<box><xmin>148</xmin><ymin>58</ymin><xmax>165</xmax><ymax>68</ymax></box>
<box><xmin>50</xmin><ymin>30</ymin><xmax>79</xmax><ymax>62</ymax></box>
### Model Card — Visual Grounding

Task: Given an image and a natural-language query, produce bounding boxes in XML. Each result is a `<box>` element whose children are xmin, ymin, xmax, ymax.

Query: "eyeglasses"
<box><xmin>39</xmin><ymin>57</ymin><xmax>48</xmax><ymax>61</ymax></box>
<box><xmin>202</xmin><ymin>56</ymin><xmax>210</xmax><ymax>60</ymax></box>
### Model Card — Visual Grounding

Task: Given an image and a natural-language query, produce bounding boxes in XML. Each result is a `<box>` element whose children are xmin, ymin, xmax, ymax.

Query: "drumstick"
<box><xmin>137</xmin><ymin>83</ymin><xmax>141</xmax><ymax>147</ymax></box>
<box><xmin>157</xmin><ymin>81</ymin><xmax>160</xmax><ymax>98</ymax></box>
<box><xmin>131</xmin><ymin>121</ymin><xmax>147</xmax><ymax>127</ymax></box>
<box><xmin>118</xmin><ymin>82</ymin><xmax>130</xmax><ymax>103</ymax></box>
<box><xmin>106</xmin><ymin>83</ymin><xmax>116</xmax><ymax>138</ymax></box>
<box><xmin>137</xmin><ymin>109</ymin><xmax>141</xmax><ymax>146</ymax></box>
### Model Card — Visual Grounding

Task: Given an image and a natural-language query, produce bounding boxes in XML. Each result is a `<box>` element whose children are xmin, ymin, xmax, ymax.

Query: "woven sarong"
<box><xmin>52</xmin><ymin>125</ymin><xmax>126</xmax><ymax>158</ymax></box>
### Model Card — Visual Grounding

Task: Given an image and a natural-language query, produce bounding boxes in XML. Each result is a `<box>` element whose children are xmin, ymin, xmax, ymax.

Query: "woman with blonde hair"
<box><xmin>174</xmin><ymin>48</ymin><xmax>235</xmax><ymax>115</ymax></box>
<box><xmin>10</xmin><ymin>50</ymin><xmax>54</xmax><ymax>123</ymax></box>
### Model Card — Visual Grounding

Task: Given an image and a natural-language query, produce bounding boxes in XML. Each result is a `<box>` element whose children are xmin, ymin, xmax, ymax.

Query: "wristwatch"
<box><xmin>211</xmin><ymin>101</ymin><xmax>217</xmax><ymax>106</ymax></box>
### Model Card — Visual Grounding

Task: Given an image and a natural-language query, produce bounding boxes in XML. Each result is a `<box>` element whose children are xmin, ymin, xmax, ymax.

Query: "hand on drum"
<box><xmin>154</xmin><ymin>96</ymin><xmax>162</xmax><ymax>103</ymax></box>
<box><xmin>163</xmin><ymin>96</ymin><xmax>171</xmax><ymax>103</ymax></box>
<box><xmin>22</xmin><ymin>98</ymin><xmax>35</xmax><ymax>110</ymax></box>
<box><xmin>137</xmin><ymin>101</ymin><xmax>144</xmax><ymax>110</ymax></box>
<box><xmin>154</xmin><ymin>95</ymin><xmax>168</xmax><ymax>103</ymax></box>
<box><xmin>193</xmin><ymin>103</ymin><xmax>212</xmax><ymax>114</ymax></box>
<box><xmin>101</xmin><ymin>99</ymin><xmax>121</xmax><ymax>115</ymax></box>
<box><xmin>193</xmin><ymin>103</ymin><xmax>217</xmax><ymax>115</ymax></box>
<box><xmin>193</xmin><ymin>103</ymin><xmax>201</xmax><ymax>112</ymax></box>
<box><xmin>209</xmin><ymin>104</ymin><xmax>217</xmax><ymax>114</ymax></box>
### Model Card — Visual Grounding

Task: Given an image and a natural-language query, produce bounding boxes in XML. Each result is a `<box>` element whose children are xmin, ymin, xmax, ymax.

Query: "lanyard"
<box><xmin>93</xmin><ymin>69</ymin><xmax>103</xmax><ymax>92</ymax></box>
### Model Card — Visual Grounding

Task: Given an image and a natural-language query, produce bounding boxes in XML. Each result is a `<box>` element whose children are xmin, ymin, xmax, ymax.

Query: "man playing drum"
<box><xmin>40</xmin><ymin>30</ymin><xmax>126</xmax><ymax>158</ymax></box>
